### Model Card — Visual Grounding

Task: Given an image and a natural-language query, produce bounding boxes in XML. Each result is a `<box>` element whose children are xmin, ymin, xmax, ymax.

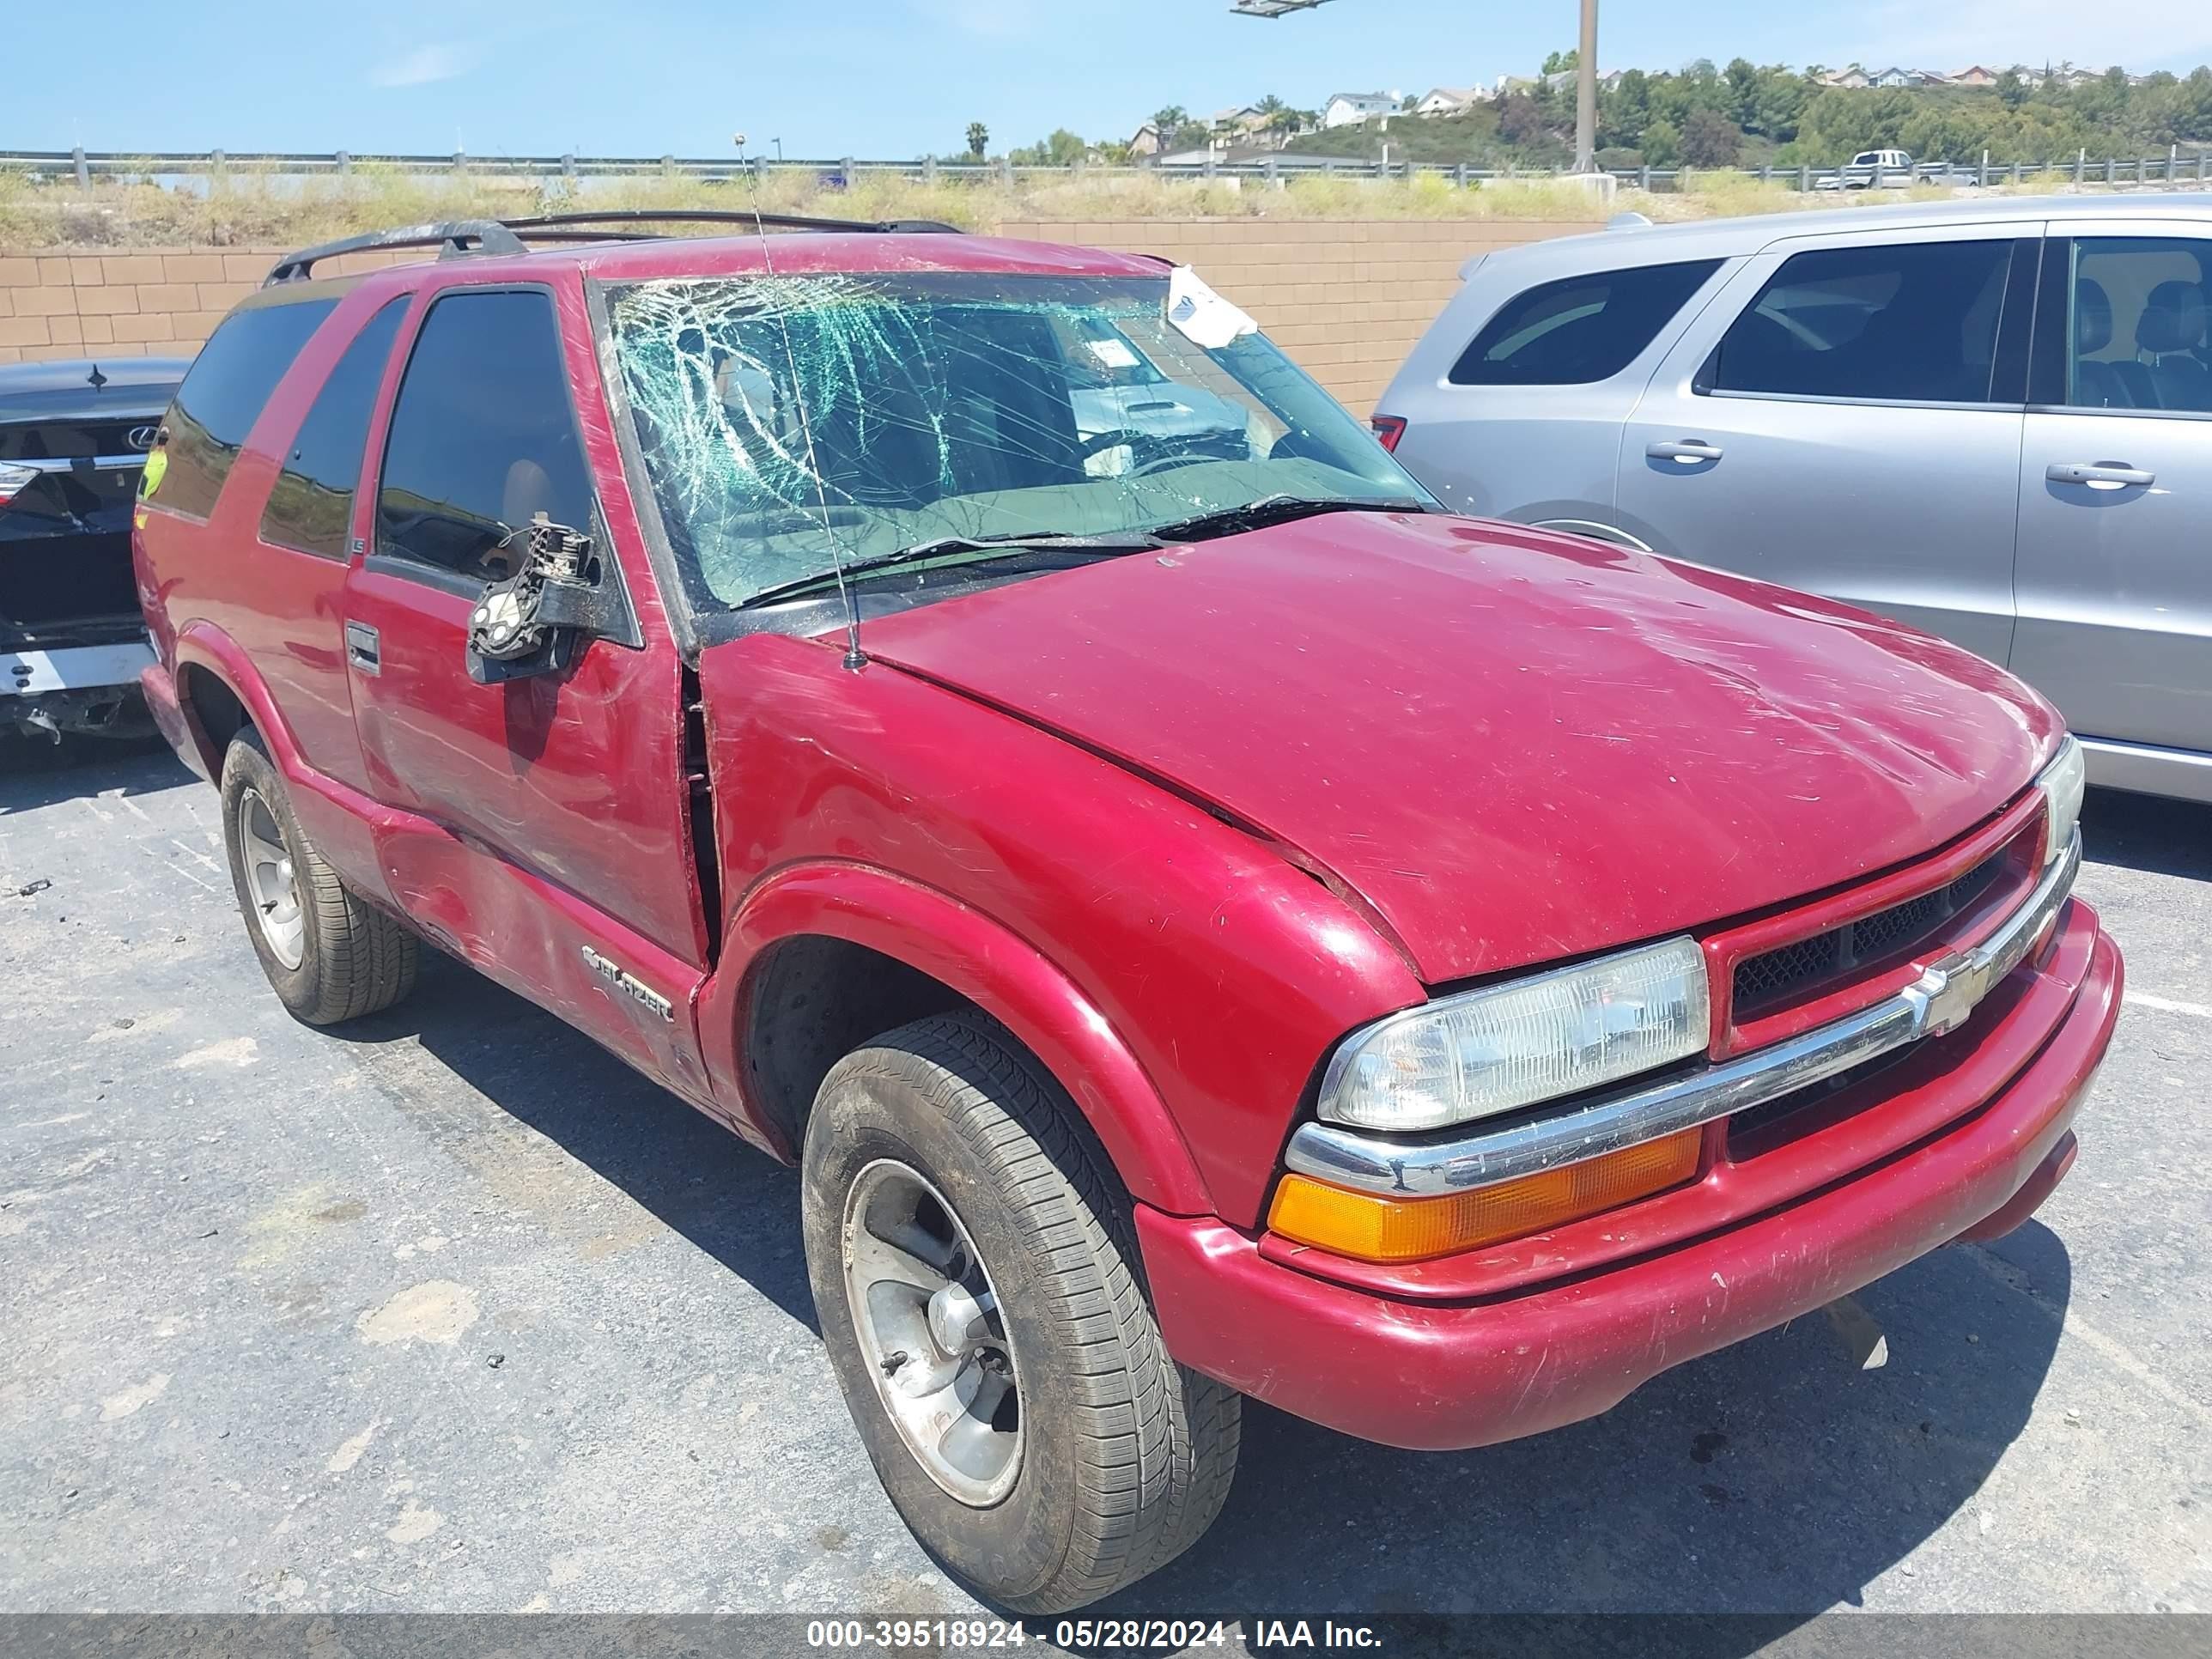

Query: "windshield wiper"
<box><xmin>1146</xmin><ymin>494</ymin><xmax>1431</xmax><ymax>544</ymax></box>
<box><xmin>738</xmin><ymin>530</ymin><xmax>1162</xmax><ymax>609</ymax></box>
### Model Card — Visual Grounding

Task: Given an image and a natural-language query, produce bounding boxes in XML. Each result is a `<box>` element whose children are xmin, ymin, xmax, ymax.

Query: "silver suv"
<box><xmin>1377</xmin><ymin>195</ymin><xmax>2212</xmax><ymax>804</ymax></box>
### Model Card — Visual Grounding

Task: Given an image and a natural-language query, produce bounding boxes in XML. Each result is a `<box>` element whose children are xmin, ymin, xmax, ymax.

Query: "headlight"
<box><xmin>1317</xmin><ymin>936</ymin><xmax>1711</xmax><ymax>1133</ymax></box>
<box><xmin>2036</xmin><ymin>735</ymin><xmax>2085</xmax><ymax>867</ymax></box>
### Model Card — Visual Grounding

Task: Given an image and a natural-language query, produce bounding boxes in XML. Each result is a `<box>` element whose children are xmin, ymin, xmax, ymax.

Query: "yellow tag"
<box><xmin>139</xmin><ymin>448</ymin><xmax>168</xmax><ymax>498</ymax></box>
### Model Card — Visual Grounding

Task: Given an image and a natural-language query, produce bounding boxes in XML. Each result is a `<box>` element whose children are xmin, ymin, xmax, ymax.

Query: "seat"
<box><xmin>2137</xmin><ymin>278</ymin><xmax>2212</xmax><ymax>413</ymax></box>
<box><xmin>2069</xmin><ymin>279</ymin><xmax>2129</xmax><ymax>408</ymax></box>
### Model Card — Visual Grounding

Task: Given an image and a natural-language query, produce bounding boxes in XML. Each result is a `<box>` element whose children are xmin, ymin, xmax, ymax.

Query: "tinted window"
<box><xmin>149</xmin><ymin>300</ymin><xmax>336</xmax><ymax>519</ymax></box>
<box><xmin>1449</xmin><ymin>260</ymin><xmax>1721</xmax><ymax>386</ymax></box>
<box><xmin>1709</xmin><ymin>240</ymin><xmax>2014</xmax><ymax>404</ymax></box>
<box><xmin>2057</xmin><ymin>238</ymin><xmax>2211</xmax><ymax>413</ymax></box>
<box><xmin>374</xmin><ymin>290</ymin><xmax>593</xmax><ymax>580</ymax></box>
<box><xmin>258</xmin><ymin>298</ymin><xmax>408</xmax><ymax>558</ymax></box>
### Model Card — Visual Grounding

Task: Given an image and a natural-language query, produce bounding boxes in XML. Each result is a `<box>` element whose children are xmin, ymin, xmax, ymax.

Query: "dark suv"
<box><xmin>3</xmin><ymin>356</ymin><xmax>186</xmax><ymax>740</ymax></box>
<box><xmin>136</xmin><ymin>212</ymin><xmax>2117</xmax><ymax>1612</ymax></box>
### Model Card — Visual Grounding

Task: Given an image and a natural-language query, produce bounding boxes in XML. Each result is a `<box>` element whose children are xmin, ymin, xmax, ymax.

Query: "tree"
<box><xmin>1600</xmin><ymin>67</ymin><xmax>1652</xmax><ymax>149</ymax></box>
<box><xmin>1641</xmin><ymin>117</ymin><xmax>1681</xmax><ymax>167</ymax></box>
<box><xmin>965</xmin><ymin>122</ymin><xmax>989</xmax><ymax>159</ymax></box>
<box><xmin>1996</xmin><ymin>68</ymin><xmax>2028</xmax><ymax>109</ymax></box>
<box><xmin>1680</xmin><ymin>107</ymin><xmax>1743</xmax><ymax>167</ymax></box>
<box><xmin>1152</xmin><ymin>106</ymin><xmax>1190</xmax><ymax>137</ymax></box>
<box><xmin>1725</xmin><ymin>58</ymin><xmax>1760</xmax><ymax>128</ymax></box>
<box><xmin>1007</xmin><ymin>129</ymin><xmax>1088</xmax><ymax>167</ymax></box>
<box><xmin>1541</xmin><ymin>48</ymin><xmax>1578</xmax><ymax>76</ymax></box>
<box><xmin>1498</xmin><ymin>90</ymin><xmax>1546</xmax><ymax>148</ymax></box>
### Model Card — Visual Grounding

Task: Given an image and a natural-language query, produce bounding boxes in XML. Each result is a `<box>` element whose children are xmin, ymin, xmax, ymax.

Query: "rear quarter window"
<box><xmin>1449</xmin><ymin>259</ymin><xmax>1722</xmax><ymax>386</ymax></box>
<box><xmin>149</xmin><ymin>298</ymin><xmax>337</xmax><ymax>520</ymax></box>
<box><xmin>259</xmin><ymin>297</ymin><xmax>409</xmax><ymax>558</ymax></box>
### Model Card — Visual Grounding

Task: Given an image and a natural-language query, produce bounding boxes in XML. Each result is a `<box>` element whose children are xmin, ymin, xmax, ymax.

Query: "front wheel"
<box><xmin>219</xmin><ymin>732</ymin><xmax>418</xmax><ymax>1025</ymax></box>
<box><xmin>801</xmin><ymin>1014</ymin><xmax>1240</xmax><ymax>1613</ymax></box>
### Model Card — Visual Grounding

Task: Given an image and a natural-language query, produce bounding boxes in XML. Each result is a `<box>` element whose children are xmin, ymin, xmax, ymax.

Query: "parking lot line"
<box><xmin>2124</xmin><ymin>991</ymin><xmax>2212</xmax><ymax>1019</ymax></box>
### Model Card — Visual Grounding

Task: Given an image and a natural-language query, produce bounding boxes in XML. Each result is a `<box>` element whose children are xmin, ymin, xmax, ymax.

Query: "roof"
<box><xmin>1467</xmin><ymin>193</ymin><xmax>2212</xmax><ymax>281</ymax></box>
<box><xmin>270</xmin><ymin>231</ymin><xmax>1173</xmax><ymax>301</ymax></box>
<box><xmin>1326</xmin><ymin>90</ymin><xmax>1399</xmax><ymax>106</ymax></box>
<box><xmin>0</xmin><ymin>357</ymin><xmax>191</xmax><ymax>396</ymax></box>
<box><xmin>0</xmin><ymin>357</ymin><xmax>191</xmax><ymax>422</ymax></box>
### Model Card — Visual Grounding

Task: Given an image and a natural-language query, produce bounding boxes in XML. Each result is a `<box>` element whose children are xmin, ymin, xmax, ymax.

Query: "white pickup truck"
<box><xmin>1814</xmin><ymin>149</ymin><xmax>1916</xmax><ymax>190</ymax></box>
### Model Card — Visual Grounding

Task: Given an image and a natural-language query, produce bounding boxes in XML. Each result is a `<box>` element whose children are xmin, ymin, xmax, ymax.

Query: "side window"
<box><xmin>2054</xmin><ymin>238</ymin><xmax>2211</xmax><ymax>414</ymax></box>
<box><xmin>149</xmin><ymin>299</ymin><xmax>337</xmax><ymax>519</ymax></box>
<box><xmin>1709</xmin><ymin>240</ymin><xmax>2015</xmax><ymax>404</ymax></box>
<box><xmin>258</xmin><ymin>297</ymin><xmax>408</xmax><ymax>558</ymax></box>
<box><xmin>374</xmin><ymin>289</ymin><xmax>594</xmax><ymax>580</ymax></box>
<box><xmin>1450</xmin><ymin>261</ymin><xmax>1721</xmax><ymax>386</ymax></box>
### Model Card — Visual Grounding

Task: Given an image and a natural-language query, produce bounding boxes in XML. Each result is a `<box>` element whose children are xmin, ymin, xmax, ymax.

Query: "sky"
<box><xmin>13</xmin><ymin>0</ymin><xmax>2212</xmax><ymax>161</ymax></box>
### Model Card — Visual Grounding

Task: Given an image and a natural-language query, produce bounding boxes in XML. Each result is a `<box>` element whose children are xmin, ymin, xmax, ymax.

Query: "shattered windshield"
<box><xmin>604</xmin><ymin>271</ymin><xmax>1428</xmax><ymax>613</ymax></box>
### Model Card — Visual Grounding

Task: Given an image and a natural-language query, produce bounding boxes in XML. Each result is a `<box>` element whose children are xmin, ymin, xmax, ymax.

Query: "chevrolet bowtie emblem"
<box><xmin>1913</xmin><ymin>952</ymin><xmax>1988</xmax><ymax>1036</ymax></box>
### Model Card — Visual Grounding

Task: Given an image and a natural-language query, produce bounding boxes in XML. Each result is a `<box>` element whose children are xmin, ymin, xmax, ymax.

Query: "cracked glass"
<box><xmin>605</xmin><ymin>270</ymin><xmax>1424</xmax><ymax>615</ymax></box>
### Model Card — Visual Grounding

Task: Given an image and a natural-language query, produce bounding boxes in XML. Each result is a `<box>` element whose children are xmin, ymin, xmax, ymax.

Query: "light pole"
<box><xmin>1573</xmin><ymin>0</ymin><xmax>1597</xmax><ymax>172</ymax></box>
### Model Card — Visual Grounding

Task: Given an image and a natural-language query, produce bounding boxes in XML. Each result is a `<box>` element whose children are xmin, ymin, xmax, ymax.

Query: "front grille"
<box><xmin>1731</xmin><ymin>849</ymin><xmax>2009</xmax><ymax>1019</ymax></box>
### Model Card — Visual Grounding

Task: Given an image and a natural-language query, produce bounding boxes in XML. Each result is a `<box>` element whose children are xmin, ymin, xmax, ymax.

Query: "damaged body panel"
<box><xmin>2</xmin><ymin>357</ymin><xmax>186</xmax><ymax>738</ymax></box>
<box><xmin>133</xmin><ymin>222</ymin><xmax>2120</xmax><ymax>1608</ymax></box>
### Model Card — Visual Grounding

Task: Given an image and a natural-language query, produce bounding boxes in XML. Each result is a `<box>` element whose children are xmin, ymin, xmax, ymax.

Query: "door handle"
<box><xmin>344</xmin><ymin>620</ymin><xmax>381</xmax><ymax>675</ymax></box>
<box><xmin>1648</xmin><ymin>439</ymin><xmax>1724</xmax><ymax>464</ymax></box>
<box><xmin>2046</xmin><ymin>461</ymin><xmax>2154</xmax><ymax>489</ymax></box>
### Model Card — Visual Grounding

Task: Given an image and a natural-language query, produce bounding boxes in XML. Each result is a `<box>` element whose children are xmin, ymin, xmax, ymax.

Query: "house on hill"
<box><xmin>1951</xmin><ymin>64</ymin><xmax>2001</xmax><ymax>87</ymax></box>
<box><xmin>1820</xmin><ymin>65</ymin><xmax>1872</xmax><ymax>88</ymax></box>
<box><xmin>1868</xmin><ymin>66</ymin><xmax>1952</xmax><ymax>88</ymax></box>
<box><xmin>1323</xmin><ymin>89</ymin><xmax>1402</xmax><ymax>128</ymax></box>
<box><xmin>1413</xmin><ymin>87</ymin><xmax>1480</xmax><ymax>117</ymax></box>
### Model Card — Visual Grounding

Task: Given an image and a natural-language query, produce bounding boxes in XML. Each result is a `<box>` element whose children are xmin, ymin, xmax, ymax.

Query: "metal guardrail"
<box><xmin>3</xmin><ymin>148</ymin><xmax>2209</xmax><ymax>194</ymax></box>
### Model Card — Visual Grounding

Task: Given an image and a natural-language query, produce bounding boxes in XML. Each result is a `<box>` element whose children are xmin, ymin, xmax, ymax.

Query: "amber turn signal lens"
<box><xmin>1267</xmin><ymin>1127</ymin><xmax>1704</xmax><ymax>1264</ymax></box>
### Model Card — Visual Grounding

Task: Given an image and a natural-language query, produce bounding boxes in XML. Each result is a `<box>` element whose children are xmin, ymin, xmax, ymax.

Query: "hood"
<box><xmin>851</xmin><ymin>512</ymin><xmax>2060</xmax><ymax>984</ymax></box>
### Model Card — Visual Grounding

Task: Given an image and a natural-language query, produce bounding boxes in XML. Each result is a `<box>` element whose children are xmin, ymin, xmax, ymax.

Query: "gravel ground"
<box><xmin>1</xmin><ymin>737</ymin><xmax>2206</xmax><ymax>1644</ymax></box>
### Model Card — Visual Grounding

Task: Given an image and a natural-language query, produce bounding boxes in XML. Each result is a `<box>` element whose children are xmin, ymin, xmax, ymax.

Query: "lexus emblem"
<box><xmin>127</xmin><ymin>424</ymin><xmax>159</xmax><ymax>452</ymax></box>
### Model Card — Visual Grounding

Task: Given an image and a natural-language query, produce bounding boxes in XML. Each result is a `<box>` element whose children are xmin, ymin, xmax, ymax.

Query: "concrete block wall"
<box><xmin>0</xmin><ymin>247</ymin><xmax>421</xmax><ymax>366</ymax></box>
<box><xmin>0</xmin><ymin>222</ymin><xmax>1605</xmax><ymax>410</ymax></box>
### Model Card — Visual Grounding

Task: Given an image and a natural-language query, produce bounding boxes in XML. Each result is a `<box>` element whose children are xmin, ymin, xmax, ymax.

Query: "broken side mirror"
<box><xmin>465</xmin><ymin>514</ymin><xmax>637</xmax><ymax>684</ymax></box>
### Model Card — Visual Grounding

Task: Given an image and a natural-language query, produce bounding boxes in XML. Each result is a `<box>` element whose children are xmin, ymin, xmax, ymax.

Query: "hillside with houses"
<box><xmin>1085</xmin><ymin>56</ymin><xmax>2212</xmax><ymax>173</ymax></box>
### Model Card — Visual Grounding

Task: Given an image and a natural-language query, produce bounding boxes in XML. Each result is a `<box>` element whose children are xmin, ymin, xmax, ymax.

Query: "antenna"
<box><xmin>734</xmin><ymin>131</ymin><xmax>869</xmax><ymax>672</ymax></box>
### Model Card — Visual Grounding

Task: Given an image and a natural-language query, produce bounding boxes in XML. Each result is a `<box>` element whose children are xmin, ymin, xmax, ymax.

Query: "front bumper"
<box><xmin>1136</xmin><ymin>903</ymin><xmax>2121</xmax><ymax>1452</ymax></box>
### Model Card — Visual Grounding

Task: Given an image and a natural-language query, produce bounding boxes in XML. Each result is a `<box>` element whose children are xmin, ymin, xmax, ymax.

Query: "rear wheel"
<box><xmin>219</xmin><ymin>732</ymin><xmax>417</xmax><ymax>1025</ymax></box>
<box><xmin>801</xmin><ymin>1013</ymin><xmax>1240</xmax><ymax>1613</ymax></box>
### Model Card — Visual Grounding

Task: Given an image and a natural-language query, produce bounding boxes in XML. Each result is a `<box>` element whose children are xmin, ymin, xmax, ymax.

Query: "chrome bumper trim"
<box><xmin>8</xmin><ymin>453</ymin><xmax>149</xmax><ymax>474</ymax></box>
<box><xmin>1285</xmin><ymin>833</ymin><xmax>2082</xmax><ymax>1199</ymax></box>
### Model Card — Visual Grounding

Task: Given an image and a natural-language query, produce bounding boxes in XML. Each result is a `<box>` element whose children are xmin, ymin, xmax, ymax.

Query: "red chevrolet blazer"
<box><xmin>132</xmin><ymin>212</ymin><xmax>2121</xmax><ymax>1612</ymax></box>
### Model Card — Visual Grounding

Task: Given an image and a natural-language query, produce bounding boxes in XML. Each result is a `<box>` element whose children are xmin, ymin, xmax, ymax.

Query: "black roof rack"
<box><xmin>264</xmin><ymin>221</ymin><xmax>528</xmax><ymax>285</ymax></box>
<box><xmin>264</xmin><ymin>209</ymin><xmax>961</xmax><ymax>286</ymax></box>
<box><xmin>503</xmin><ymin>209</ymin><xmax>963</xmax><ymax>236</ymax></box>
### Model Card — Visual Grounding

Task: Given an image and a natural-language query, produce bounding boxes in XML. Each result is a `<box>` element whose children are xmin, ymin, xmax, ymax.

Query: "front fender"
<box><xmin>701</xmin><ymin>861</ymin><xmax>1215</xmax><ymax>1217</ymax></box>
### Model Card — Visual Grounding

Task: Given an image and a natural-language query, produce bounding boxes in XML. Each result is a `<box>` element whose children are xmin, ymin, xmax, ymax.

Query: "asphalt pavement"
<box><xmin>2</xmin><ymin>736</ymin><xmax>2207</xmax><ymax>1645</ymax></box>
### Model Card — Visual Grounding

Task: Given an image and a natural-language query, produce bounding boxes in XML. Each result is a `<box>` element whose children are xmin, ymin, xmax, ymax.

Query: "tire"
<box><xmin>801</xmin><ymin>1013</ymin><xmax>1240</xmax><ymax>1613</ymax></box>
<box><xmin>218</xmin><ymin>731</ymin><xmax>418</xmax><ymax>1025</ymax></box>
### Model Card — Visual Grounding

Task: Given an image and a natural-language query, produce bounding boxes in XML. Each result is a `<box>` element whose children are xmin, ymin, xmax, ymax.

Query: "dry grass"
<box><xmin>0</xmin><ymin>161</ymin><xmax>1957</xmax><ymax>251</ymax></box>
<box><xmin>1</xmin><ymin>160</ymin><xmax>2082</xmax><ymax>250</ymax></box>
